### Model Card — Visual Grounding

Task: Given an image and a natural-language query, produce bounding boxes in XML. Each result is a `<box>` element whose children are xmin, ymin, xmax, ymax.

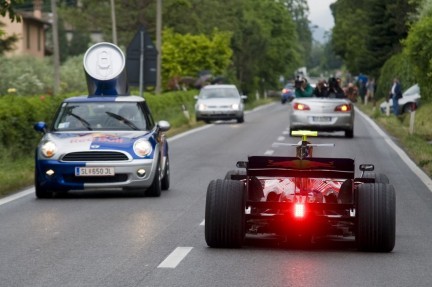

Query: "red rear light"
<box><xmin>282</xmin><ymin>88</ymin><xmax>291</xmax><ymax>94</ymax></box>
<box><xmin>294</xmin><ymin>203</ymin><xmax>305</xmax><ymax>218</ymax></box>
<box><xmin>335</xmin><ymin>104</ymin><xmax>352</xmax><ymax>112</ymax></box>
<box><xmin>293</xmin><ymin>103</ymin><xmax>310</xmax><ymax>111</ymax></box>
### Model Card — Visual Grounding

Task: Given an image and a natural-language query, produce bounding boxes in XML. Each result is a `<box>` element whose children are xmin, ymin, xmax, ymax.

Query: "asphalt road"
<box><xmin>1</xmin><ymin>103</ymin><xmax>432</xmax><ymax>287</ymax></box>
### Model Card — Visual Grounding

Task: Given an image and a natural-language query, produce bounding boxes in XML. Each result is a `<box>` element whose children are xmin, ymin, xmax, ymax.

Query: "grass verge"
<box><xmin>356</xmin><ymin>100</ymin><xmax>432</xmax><ymax>177</ymax></box>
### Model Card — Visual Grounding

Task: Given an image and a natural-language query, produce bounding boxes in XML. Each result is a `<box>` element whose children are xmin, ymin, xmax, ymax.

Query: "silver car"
<box><xmin>289</xmin><ymin>97</ymin><xmax>355</xmax><ymax>138</ymax></box>
<box><xmin>195</xmin><ymin>84</ymin><xmax>247</xmax><ymax>123</ymax></box>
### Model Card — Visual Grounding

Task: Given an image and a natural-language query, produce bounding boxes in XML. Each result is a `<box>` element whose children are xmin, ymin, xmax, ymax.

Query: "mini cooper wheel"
<box><xmin>356</xmin><ymin>183</ymin><xmax>396</xmax><ymax>252</ymax></box>
<box><xmin>205</xmin><ymin>179</ymin><xmax>245</xmax><ymax>248</ymax></box>
<box><xmin>161</xmin><ymin>154</ymin><xmax>170</xmax><ymax>191</ymax></box>
<box><xmin>145</xmin><ymin>162</ymin><xmax>161</xmax><ymax>197</ymax></box>
<box><xmin>35</xmin><ymin>172</ymin><xmax>53</xmax><ymax>199</ymax></box>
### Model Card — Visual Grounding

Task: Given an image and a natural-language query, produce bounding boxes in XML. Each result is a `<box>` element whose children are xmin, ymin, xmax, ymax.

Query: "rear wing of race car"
<box><xmin>238</xmin><ymin>156</ymin><xmax>355</xmax><ymax>180</ymax></box>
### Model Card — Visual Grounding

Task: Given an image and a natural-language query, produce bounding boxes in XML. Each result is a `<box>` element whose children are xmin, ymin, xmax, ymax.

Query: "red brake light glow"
<box><xmin>293</xmin><ymin>103</ymin><xmax>310</xmax><ymax>111</ymax></box>
<box><xmin>294</xmin><ymin>203</ymin><xmax>305</xmax><ymax>218</ymax></box>
<box><xmin>335</xmin><ymin>104</ymin><xmax>352</xmax><ymax>112</ymax></box>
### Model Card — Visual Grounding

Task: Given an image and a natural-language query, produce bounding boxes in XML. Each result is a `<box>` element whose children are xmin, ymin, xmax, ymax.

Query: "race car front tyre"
<box><xmin>145</xmin><ymin>162</ymin><xmax>162</xmax><ymax>197</ymax></box>
<box><xmin>356</xmin><ymin>183</ymin><xmax>396</xmax><ymax>252</ymax></box>
<box><xmin>205</xmin><ymin>179</ymin><xmax>245</xmax><ymax>248</ymax></box>
<box><xmin>362</xmin><ymin>172</ymin><xmax>389</xmax><ymax>184</ymax></box>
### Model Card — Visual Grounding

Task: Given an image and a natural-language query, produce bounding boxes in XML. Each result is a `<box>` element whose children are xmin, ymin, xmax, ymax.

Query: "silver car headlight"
<box><xmin>134</xmin><ymin>139</ymin><xmax>153</xmax><ymax>157</ymax></box>
<box><xmin>197</xmin><ymin>104</ymin><xmax>207</xmax><ymax>111</ymax></box>
<box><xmin>41</xmin><ymin>141</ymin><xmax>57</xmax><ymax>158</ymax></box>
<box><xmin>231</xmin><ymin>103</ymin><xmax>240</xmax><ymax>110</ymax></box>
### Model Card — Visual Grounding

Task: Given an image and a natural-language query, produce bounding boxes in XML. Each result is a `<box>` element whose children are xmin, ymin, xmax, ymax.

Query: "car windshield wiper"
<box><xmin>67</xmin><ymin>112</ymin><xmax>92</xmax><ymax>130</ymax></box>
<box><xmin>105</xmin><ymin>111</ymin><xmax>139</xmax><ymax>130</ymax></box>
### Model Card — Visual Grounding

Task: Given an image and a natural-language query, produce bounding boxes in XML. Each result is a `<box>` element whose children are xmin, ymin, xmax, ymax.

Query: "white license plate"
<box><xmin>75</xmin><ymin>167</ymin><xmax>115</xmax><ymax>176</ymax></box>
<box><xmin>312</xmin><ymin>116</ymin><xmax>332</xmax><ymax>122</ymax></box>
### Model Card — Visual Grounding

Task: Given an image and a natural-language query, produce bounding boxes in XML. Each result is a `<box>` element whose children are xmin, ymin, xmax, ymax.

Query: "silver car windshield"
<box><xmin>53</xmin><ymin>102</ymin><xmax>148</xmax><ymax>131</ymax></box>
<box><xmin>199</xmin><ymin>88</ymin><xmax>240</xmax><ymax>99</ymax></box>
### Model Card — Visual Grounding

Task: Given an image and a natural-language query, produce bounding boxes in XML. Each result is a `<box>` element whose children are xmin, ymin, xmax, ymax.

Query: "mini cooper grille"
<box><xmin>64</xmin><ymin>174</ymin><xmax>128</xmax><ymax>183</ymax></box>
<box><xmin>62</xmin><ymin>151</ymin><xmax>129</xmax><ymax>161</ymax></box>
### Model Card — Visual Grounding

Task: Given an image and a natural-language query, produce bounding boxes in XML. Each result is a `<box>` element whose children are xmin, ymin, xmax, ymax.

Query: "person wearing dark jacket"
<box><xmin>389</xmin><ymin>77</ymin><xmax>402</xmax><ymax>116</ymax></box>
<box><xmin>312</xmin><ymin>80</ymin><xmax>328</xmax><ymax>97</ymax></box>
<box><xmin>326</xmin><ymin>77</ymin><xmax>345</xmax><ymax>98</ymax></box>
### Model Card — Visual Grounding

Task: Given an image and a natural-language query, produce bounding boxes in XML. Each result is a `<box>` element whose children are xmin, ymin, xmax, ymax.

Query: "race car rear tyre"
<box><xmin>362</xmin><ymin>172</ymin><xmax>389</xmax><ymax>184</ymax></box>
<box><xmin>345</xmin><ymin>129</ymin><xmax>354</xmax><ymax>138</ymax></box>
<box><xmin>236</xmin><ymin>115</ymin><xmax>244</xmax><ymax>123</ymax></box>
<box><xmin>356</xmin><ymin>183</ymin><xmax>396</xmax><ymax>252</ymax></box>
<box><xmin>224</xmin><ymin>170</ymin><xmax>263</xmax><ymax>201</ymax></box>
<box><xmin>161</xmin><ymin>154</ymin><xmax>170</xmax><ymax>191</ymax></box>
<box><xmin>224</xmin><ymin>170</ymin><xmax>246</xmax><ymax>180</ymax></box>
<box><xmin>205</xmin><ymin>179</ymin><xmax>245</xmax><ymax>248</ymax></box>
<box><xmin>145</xmin><ymin>162</ymin><xmax>161</xmax><ymax>197</ymax></box>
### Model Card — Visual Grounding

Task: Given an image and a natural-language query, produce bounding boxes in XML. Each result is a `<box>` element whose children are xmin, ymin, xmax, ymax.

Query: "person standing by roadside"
<box><xmin>389</xmin><ymin>77</ymin><xmax>402</xmax><ymax>116</ymax></box>
<box><xmin>366</xmin><ymin>78</ymin><xmax>375</xmax><ymax>102</ymax></box>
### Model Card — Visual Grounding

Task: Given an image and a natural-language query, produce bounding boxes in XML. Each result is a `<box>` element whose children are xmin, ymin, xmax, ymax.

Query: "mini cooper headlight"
<box><xmin>41</xmin><ymin>141</ymin><xmax>57</xmax><ymax>158</ymax></box>
<box><xmin>133</xmin><ymin>139</ymin><xmax>153</xmax><ymax>157</ymax></box>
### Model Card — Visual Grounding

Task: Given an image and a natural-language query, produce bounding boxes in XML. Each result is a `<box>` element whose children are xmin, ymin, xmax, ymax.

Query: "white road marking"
<box><xmin>0</xmin><ymin>187</ymin><xmax>33</xmax><ymax>206</ymax></box>
<box><xmin>356</xmin><ymin>107</ymin><xmax>432</xmax><ymax>191</ymax></box>
<box><xmin>264</xmin><ymin>150</ymin><xmax>274</xmax><ymax>155</ymax></box>
<box><xmin>158</xmin><ymin>247</ymin><xmax>193</xmax><ymax>268</ymax></box>
<box><xmin>282</xmin><ymin>130</ymin><xmax>290</xmax><ymax>135</ymax></box>
<box><xmin>277</xmin><ymin>136</ymin><xmax>285</xmax><ymax>141</ymax></box>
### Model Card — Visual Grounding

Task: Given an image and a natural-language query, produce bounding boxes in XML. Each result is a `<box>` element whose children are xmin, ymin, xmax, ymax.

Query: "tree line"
<box><xmin>330</xmin><ymin>0</ymin><xmax>432</xmax><ymax>102</ymax></box>
<box><xmin>1</xmin><ymin>0</ymin><xmax>312</xmax><ymax>96</ymax></box>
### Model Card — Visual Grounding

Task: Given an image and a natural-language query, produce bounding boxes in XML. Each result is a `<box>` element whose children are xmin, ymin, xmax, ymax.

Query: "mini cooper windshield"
<box><xmin>53</xmin><ymin>102</ymin><xmax>148</xmax><ymax>131</ymax></box>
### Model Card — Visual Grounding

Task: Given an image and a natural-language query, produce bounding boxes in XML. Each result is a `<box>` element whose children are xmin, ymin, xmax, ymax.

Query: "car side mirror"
<box><xmin>359</xmin><ymin>164</ymin><xmax>374</xmax><ymax>172</ymax></box>
<box><xmin>34</xmin><ymin>121</ymin><xmax>47</xmax><ymax>134</ymax></box>
<box><xmin>194</xmin><ymin>95</ymin><xmax>199</xmax><ymax>100</ymax></box>
<box><xmin>241</xmin><ymin>95</ymin><xmax>247</xmax><ymax>100</ymax></box>
<box><xmin>158</xmin><ymin>120</ymin><xmax>171</xmax><ymax>132</ymax></box>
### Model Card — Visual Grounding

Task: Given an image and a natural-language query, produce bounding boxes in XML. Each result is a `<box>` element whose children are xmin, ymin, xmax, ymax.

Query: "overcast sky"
<box><xmin>307</xmin><ymin>0</ymin><xmax>336</xmax><ymax>31</ymax></box>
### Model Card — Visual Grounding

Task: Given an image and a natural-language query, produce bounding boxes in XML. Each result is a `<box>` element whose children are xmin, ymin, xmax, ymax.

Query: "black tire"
<box><xmin>356</xmin><ymin>183</ymin><xmax>396</xmax><ymax>252</ymax></box>
<box><xmin>345</xmin><ymin>129</ymin><xmax>354</xmax><ymax>138</ymax></box>
<box><xmin>161</xmin><ymin>154</ymin><xmax>170</xmax><ymax>191</ymax></box>
<box><xmin>145</xmin><ymin>162</ymin><xmax>161</xmax><ymax>197</ymax></box>
<box><xmin>403</xmin><ymin>103</ymin><xmax>415</xmax><ymax>113</ymax></box>
<box><xmin>205</xmin><ymin>179</ymin><xmax>245</xmax><ymax>248</ymax></box>
<box><xmin>224</xmin><ymin>170</ymin><xmax>246</xmax><ymax>180</ymax></box>
<box><xmin>35</xmin><ymin>171</ymin><xmax>53</xmax><ymax>199</ymax></box>
<box><xmin>338</xmin><ymin>179</ymin><xmax>353</xmax><ymax>203</ymax></box>
<box><xmin>237</xmin><ymin>115</ymin><xmax>244</xmax><ymax>123</ymax></box>
<box><xmin>362</xmin><ymin>172</ymin><xmax>389</xmax><ymax>184</ymax></box>
<box><xmin>224</xmin><ymin>170</ymin><xmax>263</xmax><ymax>201</ymax></box>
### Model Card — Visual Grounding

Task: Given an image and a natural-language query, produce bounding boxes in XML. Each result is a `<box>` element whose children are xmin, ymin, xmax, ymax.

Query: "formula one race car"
<box><xmin>205</xmin><ymin>131</ymin><xmax>396</xmax><ymax>252</ymax></box>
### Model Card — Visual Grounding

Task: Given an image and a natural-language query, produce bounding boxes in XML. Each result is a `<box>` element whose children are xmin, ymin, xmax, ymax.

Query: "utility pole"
<box><xmin>155</xmin><ymin>0</ymin><xmax>162</xmax><ymax>94</ymax></box>
<box><xmin>51</xmin><ymin>0</ymin><xmax>60</xmax><ymax>96</ymax></box>
<box><xmin>110</xmin><ymin>0</ymin><xmax>117</xmax><ymax>45</ymax></box>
